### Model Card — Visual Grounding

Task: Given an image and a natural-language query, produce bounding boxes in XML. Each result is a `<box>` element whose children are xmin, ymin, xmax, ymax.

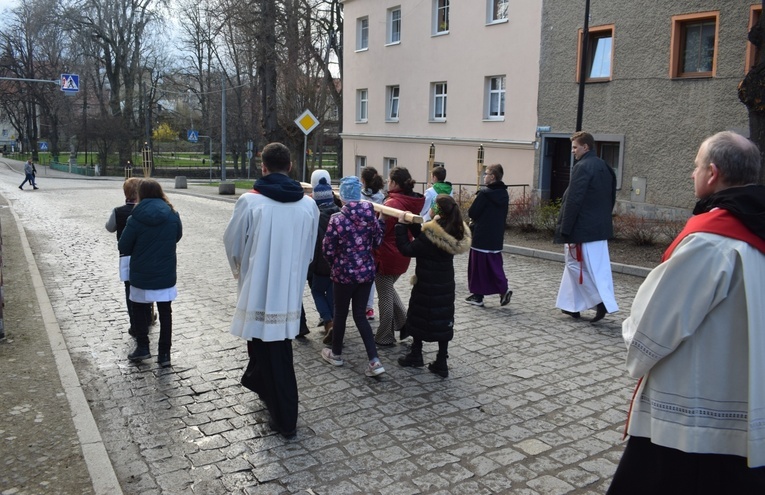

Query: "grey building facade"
<box><xmin>536</xmin><ymin>1</ymin><xmax>757</xmax><ymax>218</ymax></box>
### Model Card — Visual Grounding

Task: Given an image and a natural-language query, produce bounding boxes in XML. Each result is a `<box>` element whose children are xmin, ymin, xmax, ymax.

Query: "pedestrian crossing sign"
<box><xmin>187</xmin><ymin>130</ymin><xmax>199</xmax><ymax>143</ymax></box>
<box><xmin>60</xmin><ymin>74</ymin><xmax>79</xmax><ymax>93</ymax></box>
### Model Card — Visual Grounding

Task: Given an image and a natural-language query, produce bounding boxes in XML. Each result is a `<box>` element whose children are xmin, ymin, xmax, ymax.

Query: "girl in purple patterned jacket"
<box><xmin>321</xmin><ymin>176</ymin><xmax>386</xmax><ymax>377</ymax></box>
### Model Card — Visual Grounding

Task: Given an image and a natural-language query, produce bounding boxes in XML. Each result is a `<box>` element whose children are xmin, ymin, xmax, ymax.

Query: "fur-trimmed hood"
<box><xmin>421</xmin><ymin>219</ymin><xmax>472</xmax><ymax>255</ymax></box>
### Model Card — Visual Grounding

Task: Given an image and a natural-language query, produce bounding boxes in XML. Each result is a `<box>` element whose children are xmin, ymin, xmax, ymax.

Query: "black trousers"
<box><xmin>608</xmin><ymin>436</ymin><xmax>765</xmax><ymax>494</ymax></box>
<box><xmin>244</xmin><ymin>339</ymin><xmax>298</xmax><ymax>435</ymax></box>
<box><xmin>132</xmin><ymin>301</ymin><xmax>172</xmax><ymax>352</ymax></box>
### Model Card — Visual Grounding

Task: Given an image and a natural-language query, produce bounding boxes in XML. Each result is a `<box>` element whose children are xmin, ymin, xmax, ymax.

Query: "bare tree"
<box><xmin>740</xmin><ymin>0</ymin><xmax>765</xmax><ymax>184</ymax></box>
<box><xmin>62</xmin><ymin>0</ymin><xmax>164</xmax><ymax>167</ymax></box>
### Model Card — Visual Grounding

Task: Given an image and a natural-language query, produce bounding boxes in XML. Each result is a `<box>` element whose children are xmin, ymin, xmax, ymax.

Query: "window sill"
<box><xmin>486</xmin><ymin>18</ymin><xmax>509</xmax><ymax>26</ymax></box>
<box><xmin>355</xmin><ymin>120</ymin><xmax>368</xmax><ymax>124</ymax></box>
<box><xmin>429</xmin><ymin>118</ymin><xmax>447</xmax><ymax>123</ymax></box>
<box><xmin>385</xmin><ymin>41</ymin><xmax>401</xmax><ymax>47</ymax></box>
<box><xmin>355</xmin><ymin>47</ymin><xmax>369</xmax><ymax>53</ymax></box>
<box><xmin>483</xmin><ymin>117</ymin><xmax>505</xmax><ymax>122</ymax></box>
<box><xmin>672</xmin><ymin>72</ymin><xmax>714</xmax><ymax>79</ymax></box>
<box><xmin>432</xmin><ymin>31</ymin><xmax>449</xmax><ymax>37</ymax></box>
<box><xmin>584</xmin><ymin>77</ymin><xmax>612</xmax><ymax>83</ymax></box>
<box><xmin>385</xmin><ymin>119</ymin><xmax>400</xmax><ymax>123</ymax></box>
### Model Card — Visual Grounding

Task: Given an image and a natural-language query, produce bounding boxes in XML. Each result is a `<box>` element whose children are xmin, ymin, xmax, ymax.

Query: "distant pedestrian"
<box><xmin>396</xmin><ymin>195</ymin><xmax>471</xmax><ymax>378</ymax></box>
<box><xmin>374</xmin><ymin>166</ymin><xmax>425</xmax><ymax>346</ymax></box>
<box><xmin>420</xmin><ymin>166</ymin><xmax>453</xmax><ymax>222</ymax></box>
<box><xmin>308</xmin><ymin>177</ymin><xmax>340</xmax><ymax>344</ymax></box>
<box><xmin>465</xmin><ymin>163</ymin><xmax>512</xmax><ymax>308</ymax></box>
<box><xmin>360</xmin><ymin>166</ymin><xmax>385</xmax><ymax>321</ymax></box>
<box><xmin>608</xmin><ymin>132</ymin><xmax>765</xmax><ymax>493</ymax></box>
<box><xmin>118</xmin><ymin>179</ymin><xmax>182</xmax><ymax>367</ymax></box>
<box><xmin>105</xmin><ymin>178</ymin><xmax>142</xmax><ymax>335</ymax></box>
<box><xmin>224</xmin><ymin>142</ymin><xmax>318</xmax><ymax>438</ymax></box>
<box><xmin>19</xmin><ymin>159</ymin><xmax>38</xmax><ymax>190</ymax></box>
<box><xmin>320</xmin><ymin>176</ymin><xmax>385</xmax><ymax>377</ymax></box>
<box><xmin>554</xmin><ymin>131</ymin><xmax>618</xmax><ymax>322</ymax></box>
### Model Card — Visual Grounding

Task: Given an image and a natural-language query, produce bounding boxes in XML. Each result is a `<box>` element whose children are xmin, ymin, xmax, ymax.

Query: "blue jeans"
<box><xmin>310</xmin><ymin>275</ymin><xmax>334</xmax><ymax>322</ymax></box>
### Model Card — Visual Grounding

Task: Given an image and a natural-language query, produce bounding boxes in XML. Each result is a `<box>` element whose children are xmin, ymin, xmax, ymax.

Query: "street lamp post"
<box><xmin>575</xmin><ymin>0</ymin><xmax>591</xmax><ymax>132</ymax></box>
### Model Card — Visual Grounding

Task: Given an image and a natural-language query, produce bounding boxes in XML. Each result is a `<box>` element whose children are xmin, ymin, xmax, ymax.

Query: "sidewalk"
<box><xmin>0</xmin><ymin>169</ymin><xmax>647</xmax><ymax>494</ymax></box>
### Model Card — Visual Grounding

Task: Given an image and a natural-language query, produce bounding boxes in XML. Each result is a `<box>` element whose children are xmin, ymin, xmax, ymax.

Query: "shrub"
<box><xmin>654</xmin><ymin>215</ymin><xmax>686</xmax><ymax>244</ymax></box>
<box><xmin>507</xmin><ymin>191</ymin><xmax>538</xmax><ymax>232</ymax></box>
<box><xmin>535</xmin><ymin>198</ymin><xmax>561</xmax><ymax>233</ymax></box>
<box><xmin>613</xmin><ymin>213</ymin><xmax>659</xmax><ymax>246</ymax></box>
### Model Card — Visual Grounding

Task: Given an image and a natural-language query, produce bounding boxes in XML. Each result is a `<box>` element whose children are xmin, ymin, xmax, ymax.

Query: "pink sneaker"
<box><xmin>366</xmin><ymin>308</ymin><xmax>375</xmax><ymax>320</ymax></box>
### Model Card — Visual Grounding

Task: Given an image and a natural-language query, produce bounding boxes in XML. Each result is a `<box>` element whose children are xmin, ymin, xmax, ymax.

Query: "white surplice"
<box><xmin>555</xmin><ymin>240</ymin><xmax>618</xmax><ymax>313</ymax></box>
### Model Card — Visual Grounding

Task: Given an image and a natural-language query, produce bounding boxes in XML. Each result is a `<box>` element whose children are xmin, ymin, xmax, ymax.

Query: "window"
<box><xmin>576</xmin><ymin>25</ymin><xmax>614</xmax><ymax>82</ymax></box>
<box><xmin>485</xmin><ymin>76</ymin><xmax>506</xmax><ymax>119</ymax></box>
<box><xmin>386</xmin><ymin>85</ymin><xmax>400</xmax><ymax>121</ymax></box>
<box><xmin>431</xmin><ymin>82</ymin><xmax>447</xmax><ymax>121</ymax></box>
<box><xmin>670</xmin><ymin>12</ymin><xmax>719</xmax><ymax>78</ymax></box>
<box><xmin>747</xmin><ymin>5</ymin><xmax>762</xmax><ymax>71</ymax></box>
<box><xmin>596</xmin><ymin>141</ymin><xmax>622</xmax><ymax>190</ymax></box>
<box><xmin>433</xmin><ymin>0</ymin><xmax>449</xmax><ymax>34</ymax></box>
<box><xmin>357</xmin><ymin>17</ymin><xmax>369</xmax><ymax>51</ymax></box>
<box><xmin>355</xmin><ymin>155</ymin><xmax>367</xmax><ymax>176</ymax></box>
<box><xmin>383</xmin><ymin>158</ymin><xmax>397</xmax><ymax>187</ymax></box>
<box><xmin>356</xmin><ymin>89</ymin><xmax>368</xmax><ymax>122</ymax></box>
<box><xmin>488</xmin><ymin>0</ymin><xmax>508</xmax><ymax>23</ymax></box>
<box><xmin>388</xmin><ymin>7</ymin><xmax>401</xmax><ymax>44</ymax></box>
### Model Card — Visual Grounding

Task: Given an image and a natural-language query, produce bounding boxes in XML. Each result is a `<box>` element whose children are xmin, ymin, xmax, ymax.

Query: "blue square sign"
<box><xmin>60</xmin><ymin>74</ymin><xmax>79</xmax><ymax>93</ymax></box>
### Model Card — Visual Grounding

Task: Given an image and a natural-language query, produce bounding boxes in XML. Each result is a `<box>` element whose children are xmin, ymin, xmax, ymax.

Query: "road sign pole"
<box><xmin>302</xmin><ymin>135</ymin><xmax>308</xmax><ymax>183</ymax></box>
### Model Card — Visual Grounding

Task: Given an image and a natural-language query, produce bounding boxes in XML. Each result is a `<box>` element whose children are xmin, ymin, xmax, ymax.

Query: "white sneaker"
<box><xmin>321</xmin><ymin>348</ymin><xmax>343</xmax><ymax>366</ymax></box>
<box><xmin>365</xmin><ymin>359</ymin><xmax>386</xmax><ymax>377</ymax></box>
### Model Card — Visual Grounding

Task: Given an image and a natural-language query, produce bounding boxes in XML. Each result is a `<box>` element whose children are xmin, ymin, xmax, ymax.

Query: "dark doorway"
<box><xmin>548</xmin><ymin>137</ymin><xmax>572</xmax><ymax>201</ymax></box>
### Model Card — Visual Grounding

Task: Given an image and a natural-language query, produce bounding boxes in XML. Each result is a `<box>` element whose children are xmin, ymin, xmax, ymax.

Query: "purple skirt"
<box><xmin>467</xmin><ymin>249</ymin><xmax>508</xmax><ymax>296</ymax></box>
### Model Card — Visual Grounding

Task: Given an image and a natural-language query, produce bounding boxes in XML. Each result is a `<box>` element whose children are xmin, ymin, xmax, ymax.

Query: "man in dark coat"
<box><xmin>554</xmin><ymin>131</ymin><xmax>618</xmax><ymax>322</ymax></box>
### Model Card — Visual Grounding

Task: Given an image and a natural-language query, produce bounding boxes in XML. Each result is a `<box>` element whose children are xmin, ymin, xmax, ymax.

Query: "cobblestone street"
<box><xmin>0</xmin><ymin>165</ymin><xmax>645</xmax><ymax>494</ymax></box>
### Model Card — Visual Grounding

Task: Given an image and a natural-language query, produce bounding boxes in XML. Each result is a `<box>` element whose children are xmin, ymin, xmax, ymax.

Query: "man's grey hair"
<box><xmin>703</xmin><ymin>131</ymin><xmax>761</xmax><ymax>186</ymax></box>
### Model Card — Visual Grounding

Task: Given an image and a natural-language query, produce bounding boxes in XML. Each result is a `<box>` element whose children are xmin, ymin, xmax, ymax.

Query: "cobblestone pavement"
<box><xmin>0</xmin><ymin>163</ymin><xmax>644</xmax><ymax>494</ymax></box>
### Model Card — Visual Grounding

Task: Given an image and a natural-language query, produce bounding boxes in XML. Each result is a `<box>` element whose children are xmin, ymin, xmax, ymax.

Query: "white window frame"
<box><xmin>387</xmin><ymin>7</ymin><xmax>402</xmax><ymax>45</ymax></box>
<box><xmin>356</xmin><ymin>89</ymin><xmax>368</xmax><ymax>122</ymax></box>
<box><xmin>356</xmin><ymin>17</ymin><xmax>369</xmax><ymax>51</ymax></box>
<box><xmin>433</xmin><ymin>0</ymin><xmax>450</xmax><ymax>35</ymax></box>
<box><xmin>487</xmin><ymin>0</ymin><xmax>509</xmax><ymax>24</ymax></box>
<box><xmin>355</xmin><ymin>155</ymin><xmax>367</xmax><ymax>176</ymax></box>
<box><xmin>386</xmin><ymin>85</ymin><xmax>400</xmax><ymax>122</ymax></box>
<box><xmin>431</xmin><ymin>82</ymin><xmax>447</xmax><ymax>121</ymax></box>
<box><xmin>485</xmin><ymin>75</ymin><xmax>506</xmax><ymax>120</ymax></box>
<box><xmin>383</xmin><ymin>157</ymin><xmax>397</xmax><ymax>188</ymax></box>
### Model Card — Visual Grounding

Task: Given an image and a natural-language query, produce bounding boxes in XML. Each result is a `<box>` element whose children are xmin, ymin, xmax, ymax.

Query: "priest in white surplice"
<box><xmin>224</xmin><ymin>142</ymin><xmax>318</xmax><ymax>438</ymax></box>
<box><xmin>554</xmin><ymin>131</ymin><xmax>618</xmax><ymax>323</ymax></box>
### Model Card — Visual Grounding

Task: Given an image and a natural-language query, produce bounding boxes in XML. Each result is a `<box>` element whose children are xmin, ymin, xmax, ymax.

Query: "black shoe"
<box><xmin>398</xmin><ymin>352</ymin><xmax>424</xmax><ymax>368</ymax></box>
<box><xmin>591</xmin><ymin>303</ymin><xmax>607</xmax><ymax>323</ymax></box>
<box><xmin>268</xmin><ymin>419</ymin><xmax>297</xmax><ymax>439</ymax></box>
<box><xmin>33</xmin><ymin>186</ymin><xmax>38</xmax><ymax>189</ymax></box>
<box><xmin>18</xmin><ymin>185</ymin><xmax>22</xmax><ymax>190</ymax></box>
<box><xmin>128</xmin><ymin>326</ymin><xmax>136</xmax><ymax>337</ymax></box>
<box><xmin>158</xmin><ymin>352</ymin><xmax>171</xmax><ymax>367</ymax></box>
<box><xmin>128</xmin><ymin>344</ymin><xmax>150</xmax><ymax>362</ymax></box>
<box><xmin>428</xmin><ymin>360</ymin><xmax>449</xmax><ymax>378</ymax></box>
<box><xmin>562</xmin><ymin>310</ymin><xmax>581</xmax><ymax>319</ymax></box>
<box><xmin>465</xmin><ymin>294</ymin><xmax>484</xmax><ymax>307</ymax></box>
<box><xmin>500</xmin><ymin>290</ymin><xmax>513</xmax><ymax>307</ymax></box>
<box><xmin>316</xmin><ymin>318</ymin><xmax>325</xmax><ymax>328</ymax></box>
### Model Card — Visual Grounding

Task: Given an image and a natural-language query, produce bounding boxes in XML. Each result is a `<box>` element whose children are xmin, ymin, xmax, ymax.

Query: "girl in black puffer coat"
<box><xmin>394</xmin><ymin>195</ymin><xmax>471</xmax><ymax>377</ymax></box>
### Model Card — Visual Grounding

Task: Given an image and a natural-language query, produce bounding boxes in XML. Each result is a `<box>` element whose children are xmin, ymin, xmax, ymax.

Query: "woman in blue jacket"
<box><xmin>118</xmin><ymin>179</ymin><xmax>182</xmax><ymax>366</ymax></box>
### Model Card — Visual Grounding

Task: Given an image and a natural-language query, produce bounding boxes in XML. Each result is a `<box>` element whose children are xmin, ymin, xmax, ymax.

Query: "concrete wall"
<box><xmin>341</xmin><ymin>0</ymin><xmax>543</xmax><ymax>189</ymax></box>
<box><xmin>536</xmin><ymin>0</ymin><xmax>753</xmax><ymax>216</ymax></box>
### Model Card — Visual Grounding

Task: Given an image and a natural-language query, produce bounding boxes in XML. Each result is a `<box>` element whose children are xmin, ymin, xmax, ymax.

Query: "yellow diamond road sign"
<box><xmin>295</xmin><ymin>109</ymin><xmax>320</xmax><ymax>135</ymax></box>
